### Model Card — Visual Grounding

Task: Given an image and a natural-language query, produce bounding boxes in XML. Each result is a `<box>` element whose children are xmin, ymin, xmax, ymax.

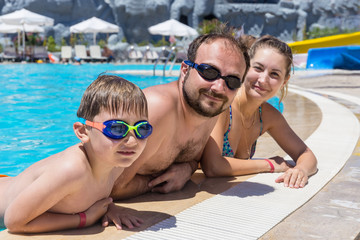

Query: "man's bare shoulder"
<box><xmin>144</xmin><ymin>81</ymin><xmax>179</xmax><ymax>104</ymax></box>
<box><xmin>144</xmin><ymin>81</ymin><xmax>180</xmax><ymax>119</ymax></box>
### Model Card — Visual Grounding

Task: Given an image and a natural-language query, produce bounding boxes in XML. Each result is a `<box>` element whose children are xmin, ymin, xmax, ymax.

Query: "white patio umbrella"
<box><xmin>0</xmin><ymin>8</ymin><xmax>54</xmax><ymax>26</ymax></box>
<box><xmin>148</xmin><ymin>19</ymin><xmax>198</xmax><ymax>37</ymax></box>
<box><xmin>0</xmin><ymin>8</ymin><xmax>53</xmax><ymax>58</ymax></box>
<box><xmin>0</xmin><ymin>23</ymin><xmax>44</xmax><ymax>33</ymax></box>
<box><xmin>70</xmin><ymin>17</ymin><xmax>119</xmax><ymax>45</ymax></box>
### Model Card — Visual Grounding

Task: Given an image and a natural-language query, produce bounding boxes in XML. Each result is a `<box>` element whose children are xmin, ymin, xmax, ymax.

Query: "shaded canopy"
<box><xmin>0</xmin><ymin>22</ymin><xmax>44</xmax><ymax>33</ymax></box>
<box><xmin>70</xmin><ymin>17</ymin><xmax>120</xmax><ymax>45</ymax></box>
<box><xmin>148</xmin><ymin>19</ymin><xmax>198</xmax><ymax>37</ymax></box>
<box><xmin>0</xmin><ymin>8</ymin><xmax>54</xmax><ymax>26</ymax></box>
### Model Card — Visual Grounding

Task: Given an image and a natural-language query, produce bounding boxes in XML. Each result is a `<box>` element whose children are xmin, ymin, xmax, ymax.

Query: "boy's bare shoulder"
<box><xmin>49</xmin><ymin>145</ymin><xmax>89</xmax><ymax>182</ymax></box>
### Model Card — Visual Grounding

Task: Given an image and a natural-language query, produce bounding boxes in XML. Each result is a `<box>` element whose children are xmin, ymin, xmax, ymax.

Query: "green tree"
<box><xmin>47</xmin><ymin>36</ymin><xmax>60</xmax><ymax>52</ymax></box>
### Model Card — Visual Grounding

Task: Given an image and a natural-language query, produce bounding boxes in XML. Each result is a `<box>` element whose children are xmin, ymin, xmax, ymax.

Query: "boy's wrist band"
<box><xmin>265</xmin><ymin>159</ymin><xmax>275</xmax><ymax>173</ymax></box>
<box><xmin>78</xmin><ymin>212</ymin><xmax>86</xmax><ymax>228</ymax></box>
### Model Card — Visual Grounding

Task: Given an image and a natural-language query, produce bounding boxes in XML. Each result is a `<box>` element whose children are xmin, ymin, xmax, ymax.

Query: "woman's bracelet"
<box><xmin>78</xmin><ymin>212</ymin><xmax>86</xmax><ymax>228</ymax></box>
<box><xmin>264</xmin><ymin>159</ymin><xmax>275</xmax><ymax>173</ymax></box>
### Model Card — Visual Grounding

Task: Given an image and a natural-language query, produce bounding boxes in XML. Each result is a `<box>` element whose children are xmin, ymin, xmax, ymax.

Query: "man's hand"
<box><xmin>148</xmin><ymin>162</ymin><xmax>193</xmax><ymax>193</ymax></box>
<box><xmin>102</xmin><ymin>203</ymin><xmax>143</xmax><ymax>230</ymax></box>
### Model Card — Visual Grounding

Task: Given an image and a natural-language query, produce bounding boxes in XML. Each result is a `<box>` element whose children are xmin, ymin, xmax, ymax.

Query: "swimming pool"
<box><xmin>0</xmin><ymin>63</ymin><xmax>179</xmax><ymax>176</ymax></box>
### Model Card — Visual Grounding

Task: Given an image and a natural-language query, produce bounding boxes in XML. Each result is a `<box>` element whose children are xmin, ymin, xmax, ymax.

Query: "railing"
<box><xmin>153</xmin><ymin>46</ymin><xmax>176</xmax><ymax>76</ymax></box>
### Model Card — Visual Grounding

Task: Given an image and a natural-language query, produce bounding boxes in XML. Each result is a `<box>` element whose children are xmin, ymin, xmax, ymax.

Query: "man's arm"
<box><xmin>148</xmin><ymin>160</ymin><xmax>198</xmax><ymax>193</ymax></box>
<box><xmin>111</xmin><ymin>173</ymin><xmax>153</xmax><ymax>200</ymax></box>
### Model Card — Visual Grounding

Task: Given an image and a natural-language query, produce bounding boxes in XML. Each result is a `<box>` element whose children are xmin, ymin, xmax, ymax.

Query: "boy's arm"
<box><xmin>5</xmin><ymin>162</ymin><xmax>110</xmax><ymax>233</ymax></box>
<box><xmin>6</xmin><ymin>198</ymin><xmax>112</xmax><ymax>233</ymax></box>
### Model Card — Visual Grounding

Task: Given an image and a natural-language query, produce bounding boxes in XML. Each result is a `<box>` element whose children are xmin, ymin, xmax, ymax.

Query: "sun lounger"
<box><xmin>33</xmin><ymin>46</ymin><xmax>49</xmax><ymax>62</ymax></box>
<box><xmin>74</xmin><ymin>45</ymin><xmax>91</xmax><ymax>62</ymax></box>
<box><xmin>128</xmin><ymin>46</ymin><xmax>143</xmax><ymax>62</ymax></box>
<box><xmin>144</xmin><ymin>46</ymin><xmax>159</xmax><ymax>62</ymax></box>
<box><xmin>2</xmin><ymin>46</ymin><xmax>19</xmax><ymax>62</ymax></box>
<box><xmin>61</xmin><ymin>46</ymin><xmax>72</xmax><ymax>62</ymax></box>
<box><xmin>89</xmin><ymin>45</ymin><xmax>107</xmax><ymax>62</ymax></box>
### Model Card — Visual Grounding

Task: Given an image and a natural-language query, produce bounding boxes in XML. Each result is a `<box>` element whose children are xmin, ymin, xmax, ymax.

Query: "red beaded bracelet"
<box><xmin>265</xmin><ymin>159</ymin><xmax>275</xmax><ymax>173</ymax></box>
<box><xmin>78</xmin><ymin>212</ymin><xmax>86</xmax><ymax>228</ymax></box>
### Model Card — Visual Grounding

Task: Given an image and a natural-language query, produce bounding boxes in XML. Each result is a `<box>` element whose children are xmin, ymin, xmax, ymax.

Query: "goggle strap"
<box><xmin>81</xmin><ymin>118</ymin><xmax>106</xmax><ymax>132</ymax></box>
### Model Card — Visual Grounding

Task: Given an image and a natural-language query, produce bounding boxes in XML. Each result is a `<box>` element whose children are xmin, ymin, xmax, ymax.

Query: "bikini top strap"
<box><xmin>259</xmin><ymin>106</ymin><xmax>263</xmax><ymax>136</ymax></box>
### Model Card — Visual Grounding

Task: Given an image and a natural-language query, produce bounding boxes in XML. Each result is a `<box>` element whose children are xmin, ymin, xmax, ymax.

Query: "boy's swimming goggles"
<box><xmin>79</xmin><ymin>118</ymin><xmax>153</xmax><ymax>139</ymax></box>
<box><xmin>184</xmin><ymin>60</ymin><xmax>241</xmax><ymax>90</ymax></box>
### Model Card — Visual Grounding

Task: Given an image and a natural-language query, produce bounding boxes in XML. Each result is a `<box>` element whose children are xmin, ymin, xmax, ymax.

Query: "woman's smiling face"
<box><xmin>245</xmin><ymin>47</ymin><xmax>289</xmax><ymax>100</ymax></box>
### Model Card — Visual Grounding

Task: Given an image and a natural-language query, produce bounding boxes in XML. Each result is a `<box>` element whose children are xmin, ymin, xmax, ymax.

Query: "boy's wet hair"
<box><xmin>249</xmin><ymin>35</ymin><xmax>293</xmax><ymax>103</ymax></box>
<box><xmin>77</xmin><ymin>74</ymin><xmax>148</xmax><ymax>120</ymax></box>
<box><xmin>187</xmin><ymin>27</ymin><xmax>250</xmax><ymax>83</ymax></box>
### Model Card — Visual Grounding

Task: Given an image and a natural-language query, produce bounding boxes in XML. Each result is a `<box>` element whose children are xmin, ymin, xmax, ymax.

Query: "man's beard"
<box><xmin>182</xmin><ymin>73</ymin><xmax>229</xmax><ymax>118</ymax></box>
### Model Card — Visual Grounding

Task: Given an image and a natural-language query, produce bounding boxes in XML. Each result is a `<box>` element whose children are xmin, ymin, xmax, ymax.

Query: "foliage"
<box><xmin>47</xmin><ymin>36</ymin><xmax>60</xmax><ymax>52</ymax></box>
<box><xmin>305</xmin><ymin>27</ymin><xmax>357</xmax><ymax>40</ymax></box>
<box><xmin>152</xmin><ymin>37</ymin><xmax>170</xmax><ymax>47</ymax></box>
<box><xmin>198</xmin><ymin>19</ymin><xmax>225</xmax><ymax>35</ymax></box>
<box><xmin>98</xmin><ymin>39</ymin><xmax>106</xmax><ymax>48</ymax></box>
<box><xmin>137</xmin><ymin>40</ymin><xmax>149</xmax><ymax>47</ymax></box>
<box><xmin>70</xmin><ymin>34</ymin><xmax>77</xmax><ymax>47</ymax></box>
<box><xmin>0</xmin><ymin>44</ymin><xmax>2</xmax><ymax>53</ymax></box>
<box><xmin>61</xmin><ymin>38</ymin><xmax>67</xmax><ymax>46</ymax></box>
<box><xmin>25</xmin><ymin>33</ymin><xmax>43</xmax><ymax>46</ymax></box>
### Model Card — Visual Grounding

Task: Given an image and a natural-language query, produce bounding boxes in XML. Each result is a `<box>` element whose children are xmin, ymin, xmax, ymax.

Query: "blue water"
<box><xmin>0</xmin><ymin>63</ymin><xmax>179</xmax><ymax>177</ymax></box>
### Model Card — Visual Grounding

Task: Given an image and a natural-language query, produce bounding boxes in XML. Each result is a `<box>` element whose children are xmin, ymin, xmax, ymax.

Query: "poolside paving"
<box><xmin>0</xmin><ymin>69</ymin><xmax>359</xmax><ymax>239</ymax></box>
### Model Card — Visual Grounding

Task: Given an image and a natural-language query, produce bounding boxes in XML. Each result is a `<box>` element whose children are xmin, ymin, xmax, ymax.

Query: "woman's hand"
<box><xmin>275</xmin><ymin>167</ymin><xmax>308</xmax><ymax>188</ymax></box>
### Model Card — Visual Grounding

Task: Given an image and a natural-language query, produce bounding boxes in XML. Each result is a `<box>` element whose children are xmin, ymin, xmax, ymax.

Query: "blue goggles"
<box><xmin>79</xmin><ymin>118</ymin><xmax>153</xmax><ymax>140</ymax></box>
<box><xmin>184</xmin><ymin>60</ymin><xmax>241</xmax><ymax>90</ymax></box>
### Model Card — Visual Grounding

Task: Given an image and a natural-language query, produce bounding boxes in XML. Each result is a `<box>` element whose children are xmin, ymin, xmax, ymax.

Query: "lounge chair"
<box><xmin>89</xmin><ymin>45</ymin><xmax>107</xmax><ymax>62</ymax></box>
<box><xmin>61</xmin><ymin>46</ymin><xmax>72</xmax><ymax>63</ymax></box>
<box><xmin>144</xmin><ymin>46</ymin><xmax>159</xmax><ymax>62</ymax></box>
<box><xmin>128</xmin><ymin>46</ymin><xmax>143</xmax><ymax>62</ymax></box>
<box><xmin>2</xmin><ymin>46</ymin><xmax>19</xmax><ymax>62</ymax></box>
<box><xmin>74</xmin><ymin>45</ymin><xmax>91</xmax><ymax>62</ymax></box>
<box><xmin>33</xmin><ymin>46</ymin><xmax>49</xmax><ymax>62</ymax></box>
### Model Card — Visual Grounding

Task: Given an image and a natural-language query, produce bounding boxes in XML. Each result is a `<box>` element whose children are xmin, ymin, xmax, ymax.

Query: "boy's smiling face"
<box><xmin>86</xmin><ymin>110</ymin><xmax>149</xmax><ymax>168</ymax></box>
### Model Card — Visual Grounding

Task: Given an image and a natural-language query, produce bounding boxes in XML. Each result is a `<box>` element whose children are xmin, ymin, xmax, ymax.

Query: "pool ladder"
<box><xmin>153</xmin><ymin>46</ymin><xmax>176</xmax><ymax>76</ymax></box>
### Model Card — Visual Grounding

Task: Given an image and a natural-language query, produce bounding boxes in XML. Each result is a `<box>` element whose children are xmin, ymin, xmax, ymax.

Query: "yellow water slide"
<box><xmin>289</xmin><ymin>31</ymin><xmax>360</xmax><ymax>54</ymax></box>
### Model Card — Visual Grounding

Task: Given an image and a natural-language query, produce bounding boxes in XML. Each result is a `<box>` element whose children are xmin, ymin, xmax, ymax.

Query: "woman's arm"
<box><xmin>266</xmin><ymin>104</ymin><xmax>318</xmax><ymax>188</ymax></box>
<box><xmin>201</xmin><ymin>109</ymin><xmax>290</xmax><ymax>177</ymax></box>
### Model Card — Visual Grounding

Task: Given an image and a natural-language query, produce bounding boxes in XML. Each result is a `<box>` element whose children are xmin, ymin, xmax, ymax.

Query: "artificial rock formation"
<box><xmin>0</xmin><ymin>0</ymin><xmax>358</xmax><ymax>44</ymax></box>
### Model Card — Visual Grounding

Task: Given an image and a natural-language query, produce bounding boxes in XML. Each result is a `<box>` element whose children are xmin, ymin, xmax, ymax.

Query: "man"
<box><xmin>111</xmin><ymin>31</ymin><xmax>249</xmax><ymax>200</ymax></box>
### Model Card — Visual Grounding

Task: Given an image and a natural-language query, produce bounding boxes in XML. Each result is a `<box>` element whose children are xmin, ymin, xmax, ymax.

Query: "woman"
<box><xmin>201</xmin><ymin>35</ymin><xmax>317</xmax><ymax>188</ymax></box>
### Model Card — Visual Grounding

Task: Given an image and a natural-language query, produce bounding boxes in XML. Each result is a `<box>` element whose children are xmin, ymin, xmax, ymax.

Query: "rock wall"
<box><xmin>0</xmin><ymin>0</ymin><xmax>359</xmax><ymax>44</ymax></box>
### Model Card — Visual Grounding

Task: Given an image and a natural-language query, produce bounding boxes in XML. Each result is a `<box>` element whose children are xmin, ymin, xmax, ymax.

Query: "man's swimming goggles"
<box><xmin>184</xmin><ymin>60</ymin><xmax>241</xmax><ymax>90</ymax></box>
<box><xmin>79</xmin><ymin>118</ymin><xmax>153</xmax><ymax>140</ymax></box>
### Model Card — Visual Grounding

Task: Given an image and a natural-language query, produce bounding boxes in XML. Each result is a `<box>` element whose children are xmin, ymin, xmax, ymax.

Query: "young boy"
<box><xmin>0</xmin><ymin>75</ymin><xmax>152</xmax><ymax>233</ymax></box>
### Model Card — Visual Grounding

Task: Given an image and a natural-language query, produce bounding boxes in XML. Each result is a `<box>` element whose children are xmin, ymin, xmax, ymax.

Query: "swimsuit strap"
<box><xmin>222</xmin><ymin>106</ymin><xmax>234</xmax><ymax>157</ymax></box>
<box><xmin>259</xmin><ymin>105</ymin><xmax>263</xmax><ymax>136</ymax></box>
<box><xmin>250</xmin><ymin>106</ymin><xmax>263</xmax><ymax>158</ymax></box>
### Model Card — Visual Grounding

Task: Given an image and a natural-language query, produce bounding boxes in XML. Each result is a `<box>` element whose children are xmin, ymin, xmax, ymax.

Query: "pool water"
<box><xmin>0</xmin><ymin>63</ymin><xmax>282</xmax><ymax>176</ymax></box>
<box><xmin>0</xmin><ymin>63</ymin><xmax>179</xmax><ymax>176</ymax></box>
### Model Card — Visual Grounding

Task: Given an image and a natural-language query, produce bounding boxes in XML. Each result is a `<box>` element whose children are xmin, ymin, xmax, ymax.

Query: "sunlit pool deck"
<box><xmin>1</xmin><ymin>69</ymin><xmax>360</xmax><ymax>240</ymax></box>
